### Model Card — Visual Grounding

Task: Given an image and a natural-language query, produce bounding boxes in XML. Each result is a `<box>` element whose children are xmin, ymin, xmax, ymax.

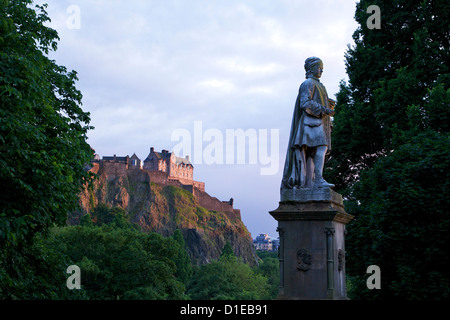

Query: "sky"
<box><xmin>37</xmin><ymin>0</ymin><xmax>359</xmax><ymax>239</ymax></box>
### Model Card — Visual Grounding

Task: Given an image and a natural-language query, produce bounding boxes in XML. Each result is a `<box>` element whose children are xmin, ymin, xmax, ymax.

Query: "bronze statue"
<box><xmin>281</xmin><ymin>57</ymin><xmax>335</xmax><ymax>189</ymax></box>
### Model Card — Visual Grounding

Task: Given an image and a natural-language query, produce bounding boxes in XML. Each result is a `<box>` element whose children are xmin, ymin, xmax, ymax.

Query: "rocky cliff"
<box><xmin>72</xmin><ymin>163</ymin><xmax>257</xmax><ymax>265</ymax></box>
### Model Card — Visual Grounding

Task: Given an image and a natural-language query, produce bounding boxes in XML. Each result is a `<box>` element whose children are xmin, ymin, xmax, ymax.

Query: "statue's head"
<box><xmin>304</xmin><ymin>57</ymin><xmax>323</xmax><ymax>79</ymax></box>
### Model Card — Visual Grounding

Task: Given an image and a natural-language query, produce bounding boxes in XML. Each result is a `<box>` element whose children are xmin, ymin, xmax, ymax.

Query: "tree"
<box><xmin>0</xmin><ymin>0</ymin><xmax>94</xmax><ymax>298</ymax></box>
<box><xmin>89</xmin><ymin>204</ymin><xmax>138</xmax><ymax>230</ymax></box>
<box><xmin>327</xmin><ymin>0</ymin><xmax>450</xmax><ymax>299</ymax></box>
<box><xmin>48</xmin><ymin>225</ymin><xmax>187</xmax><ymax>300</ymax></box>
<box><xmin>79</xmin><ymin>213</ymin><xmax>94</xmax><ymax>227</ymax></box>
<box><xmin>346</xmin><ymin>130</ymin><xmax>450</xmax><ymax>299</ymax></box>
<box><xmin>172</xmin><ymin>229</ymin><xmax>193</xmax><ymax>284</ymax></box>
<box><xmin>91</xmin><ymin>203</ymin><xmax>115</xmax><ymax>225</ymax></box>
<box><xmin>187</xmin><ymin>255</ymin><xmax>269</xmax><ymax>300</ymax></box>
<box><xmin>220</xmin><ymin>241</ymin><xmax>235</xmax><ymax>259</ymax></box>
<box><xmin>325</xmin><ymin>0</ymin><xmax>449</xmax><ymax>195</ymax></box>
<box><xmin>256</xmin><ymin>251</ymin><xmax>279</xmax><ymax>299</ymax></box>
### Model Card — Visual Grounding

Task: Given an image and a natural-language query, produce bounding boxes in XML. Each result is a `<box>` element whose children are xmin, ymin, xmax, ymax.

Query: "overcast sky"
<box><xmin>38</xmin><ymin>0</ymin><xmax>359</xmax><ymax>239</ymax></box>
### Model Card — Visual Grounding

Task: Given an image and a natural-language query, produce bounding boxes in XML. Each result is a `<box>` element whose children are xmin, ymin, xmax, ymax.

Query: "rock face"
<box><xmin>73</xmin><ymin>162</ymin><xmax>257</xmax><ymax>266</ymax></box>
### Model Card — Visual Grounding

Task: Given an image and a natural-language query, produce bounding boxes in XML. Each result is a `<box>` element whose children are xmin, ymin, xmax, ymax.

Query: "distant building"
<box><xmin>253</xmin><ymin>233</ymin><xmax>278</xmax><ymax>251</ymax></box>
<box><xmin>143</xmin><ymin>147</ymin><xmax>193</xmax><ymax>182</ymax></box>
<box><xmin>271</xmin><ymin>239</ymin><xmax>280</xmax><ymax>251</ymax></box>
<box><xmin>129</xmin><ymin>153</ymin><xmax>141</xmax><ymax>168</ymax></box>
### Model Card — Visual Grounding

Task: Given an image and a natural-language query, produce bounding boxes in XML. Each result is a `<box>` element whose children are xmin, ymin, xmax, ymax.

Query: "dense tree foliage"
<box><xmin>325</xmin><ymin>0</ymin><xmax>450</xmax><ymax>299</ymax></box>
<box><xmin>2</xmin><ymin>198</ymin><xmax>279</xmax><ymax>299</ymax></box>
<box><xmin>220</xmin><ymin>241</ymin><xmax>235</xmax><ymax>259</ymax></box>
<box><xmin>255</xmin><ymin>251</ymin><xmax>279</xmax><ymax>299</ymax></box>
<box><xmin>326</xmin><ymin>0</ymin><xmax>449</xmax><ymax>193</ymax></box>
<box><xmin>48</xmin><ymin>224</ymin><xmax>187</xmax><ymax>300</ymax></box>
<box><xmin>0</xmin><ymin>0</ymin><xmax>94</xmax><ymax>297</ymax></box>
<box><xmin>346</xmin><ymin>131</ymin><xmax>450</xmax><ymax>299</ymax></box>
<box><xmin>187</xmin><ymin>245</ymin><xmax>271</xmax><ymax>300</ymax></box>
<box><xmin>172</xmin><ymin>229</ymin><xmax>193</xmax><ymax>284</ymax></box>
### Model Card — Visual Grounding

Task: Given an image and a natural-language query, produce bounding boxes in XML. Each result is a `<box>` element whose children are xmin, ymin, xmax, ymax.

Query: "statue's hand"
<box><xmin>325</xmin><ymin>108</ymin><xmax>335</xmax><ymax>116</ymax></box>
<box><xmin>328</xmin><ymin>99</ymin><xmax>336</xmax><ymax>110</ymax></box>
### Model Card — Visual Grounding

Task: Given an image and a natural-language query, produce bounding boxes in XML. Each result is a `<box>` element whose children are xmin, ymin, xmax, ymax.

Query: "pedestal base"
<box><xmin>270</xmin><ymin>188</ymin><xmax>353</xmax><ymax>300</ymax></box>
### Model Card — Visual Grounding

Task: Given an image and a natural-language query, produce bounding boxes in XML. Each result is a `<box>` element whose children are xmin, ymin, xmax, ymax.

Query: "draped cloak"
<box><xmin>281</xmin><ymin>77</ymin><xmax>332</xmax><ymax>189</ymax></box>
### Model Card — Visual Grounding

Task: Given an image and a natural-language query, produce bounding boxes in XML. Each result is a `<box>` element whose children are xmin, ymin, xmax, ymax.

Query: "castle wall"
<box><xmin>128</xmin><ymin>163</ymin><xmax>142</xmax><ymax>170</ymax></box>
<box><xmin>193</xmin><ymin>181</ymin><xmax>205</xmax><ymax>192</ymax></box>
<box><xmin>175</xmin><ymin>177</ymin><xmax>205</xmax><ymax>192</ymax></box>
<box><xmin>145</xmin><ymin>170</ymin><xmax>168</xmax><ymax>185</ymax></box>
<box><xmin>98</xmin><ymin>160</ymin><xmax>128</xmax><ymax>176</ymax></box>
<box><xmin>194</xmin><ymin>187</ymin><xmax>235</xmax><ymax>213</ymax></box>
<box><xmin>169</xmin><ymin>163</ymin><xmax>193</xmax><ymax>181</ymax></box>
<box><xmin>146</xmin><ymin>170</ymin><xmax>197</xmax><ymax>195</ymax></box>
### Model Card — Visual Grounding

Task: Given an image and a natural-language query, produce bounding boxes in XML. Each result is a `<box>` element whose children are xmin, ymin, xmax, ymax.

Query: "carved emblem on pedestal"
<box><xmin>338</xmin><ymin>249</ymin><xmax>345</xmax><ymax>271</ymax></box>
<box><xmin>296</xmin><ymin>249</ymin><xmax>312</xmax><ymax>271</ymax></box>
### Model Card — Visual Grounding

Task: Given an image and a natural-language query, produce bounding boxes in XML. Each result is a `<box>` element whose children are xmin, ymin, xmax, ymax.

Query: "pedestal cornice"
<box><xmin>271</xmin><ymin>187</ymin><xmax>354</xmax><ymax>224</ymax></box>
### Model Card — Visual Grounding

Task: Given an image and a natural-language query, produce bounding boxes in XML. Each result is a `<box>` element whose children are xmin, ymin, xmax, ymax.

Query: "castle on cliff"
<box><xmin>91</xmin><ymin>147</ymin><xmax>237</xmax><ymax>216</ymax></box>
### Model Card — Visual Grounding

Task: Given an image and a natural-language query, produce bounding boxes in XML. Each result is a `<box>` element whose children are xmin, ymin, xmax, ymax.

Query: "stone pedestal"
<box><xmin>269</xmin><ymin>188</ymin><xmax>353</xmax><ymax>300</ymax></box>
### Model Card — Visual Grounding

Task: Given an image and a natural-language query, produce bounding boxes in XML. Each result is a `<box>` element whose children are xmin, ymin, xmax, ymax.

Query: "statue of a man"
<box><xmin>281</xmin><ymin>57</ymin><xmax>335</xmax><ymax>189</ymax></box>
